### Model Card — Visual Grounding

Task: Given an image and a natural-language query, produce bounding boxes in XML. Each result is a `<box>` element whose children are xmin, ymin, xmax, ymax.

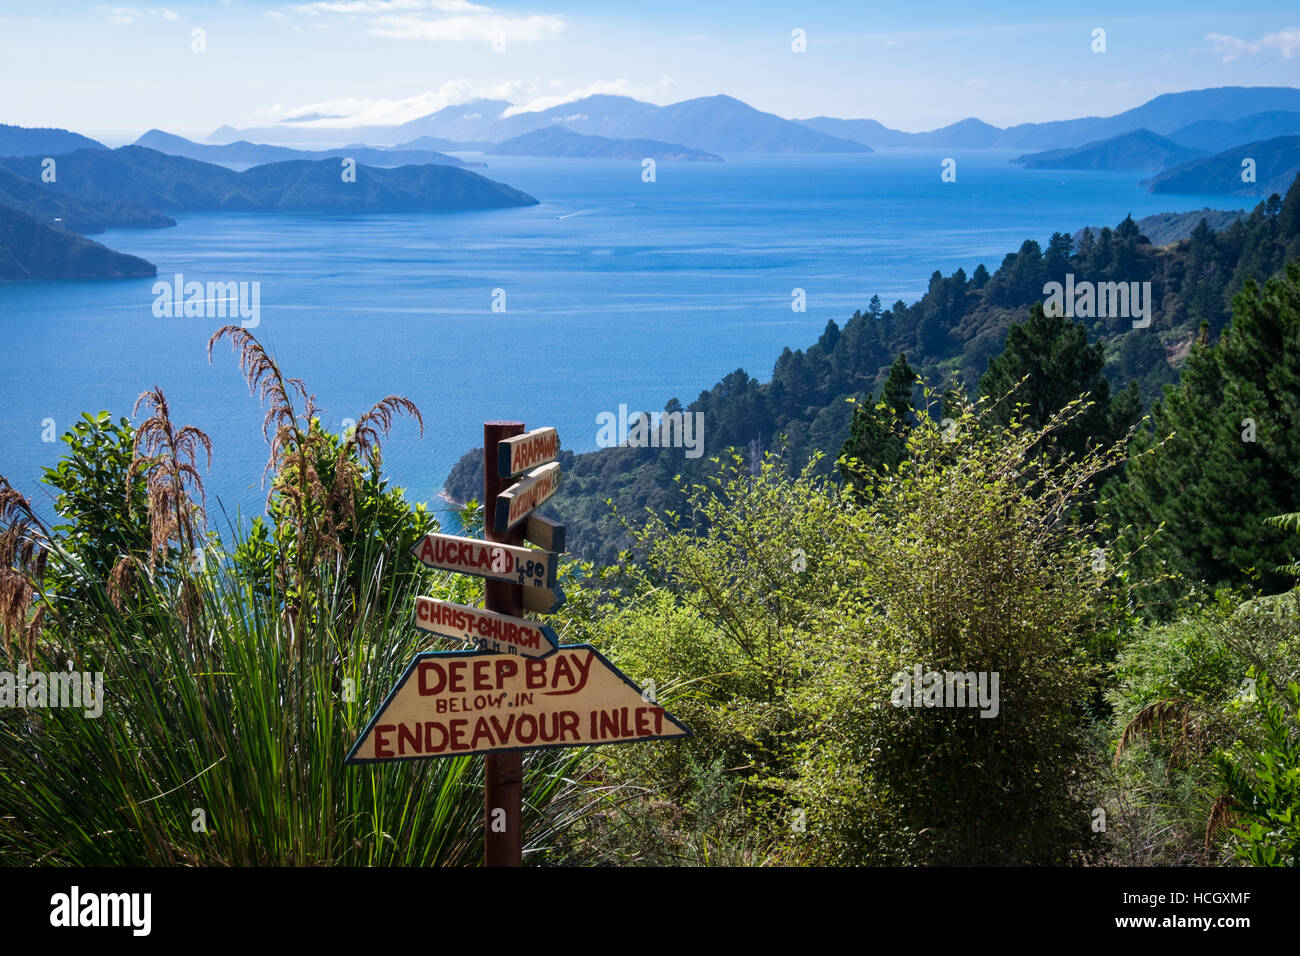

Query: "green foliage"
<box><xmin>40</xmin><ymin>412</ymin><xmax>151</xmax><ymax>619</ymax></box>
<box><xmin>1106</xmin><ymin>588</ymin><xmax>1300</xmax><ymax>864</ymax></box>
<box><xmin>1217</xmin><ymin>674</ymin><xmax>1300</xmax><ymax>866</ymax></box>
<box><xmin>586</xmin><ymin>383</ymin><xmax>1131</xmax><ymax>865</ymax></box>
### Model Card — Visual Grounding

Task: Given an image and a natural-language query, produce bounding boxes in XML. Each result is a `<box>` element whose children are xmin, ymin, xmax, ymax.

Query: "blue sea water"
<box><xmin>0</xmin><ymin>150</ymin><xmax>1242</xmax><ymax>526</ymax></box>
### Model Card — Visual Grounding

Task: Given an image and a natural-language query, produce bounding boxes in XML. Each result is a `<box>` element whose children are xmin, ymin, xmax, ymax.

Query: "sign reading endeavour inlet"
<box><xmin>346</xmin><ymin>646</ymin><xmax>689</xmax><ymax>762</ymax></box>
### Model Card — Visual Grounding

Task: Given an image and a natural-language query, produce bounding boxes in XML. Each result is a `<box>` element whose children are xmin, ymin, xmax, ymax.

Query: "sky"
<box><xmin>2</xmin><ymin>0</ymin><xmax>1298</xmax><ymax>143</ymax></box>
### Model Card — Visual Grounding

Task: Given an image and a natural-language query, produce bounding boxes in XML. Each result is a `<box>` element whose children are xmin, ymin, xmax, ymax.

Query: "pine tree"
<box><xmin>1104</xmin><ymin>260</ymin><xmax>1300</xmax><ymax>611</ymax></box>
<box><xmin>978</xmin><ymin>302</ymin><xmax>1138</xmax><ymax>463</ymax></box>
<box><xmin>839</xmin><ymin>353</ymin><xmax>915</xmax><ymax>496</ymax></box>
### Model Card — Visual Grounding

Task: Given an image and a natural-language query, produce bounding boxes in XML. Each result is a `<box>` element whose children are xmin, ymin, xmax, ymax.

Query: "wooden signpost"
<box><xmin>348</xmin><ymin>421</ymin><xmax>688</xmax><ymax>867</ymax></box>
<box><xmin>494</xmin><ymin>461</ymin><xmax>561</xmax><ymax>534</ymax></box>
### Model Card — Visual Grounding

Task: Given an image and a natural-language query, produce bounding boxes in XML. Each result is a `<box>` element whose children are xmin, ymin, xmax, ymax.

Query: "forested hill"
<box><xmin>445</xmin><ymin>175</ymin><xmax>1300</xmax><ymax>565</ymax></box>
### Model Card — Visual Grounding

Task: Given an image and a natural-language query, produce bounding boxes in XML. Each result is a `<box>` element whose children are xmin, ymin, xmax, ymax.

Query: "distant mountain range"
<box><xmin>801</xmin><ymin>87</ymin><xmax>1300</xmax><ymax>151</ymax></box>
<box><xmin>1013</xmin><ymin>129</ymin><xmax>1206</xmax><ymax>171</ymax></box>
<box><xmin>0</xmin><ymin>163</ymin><xmax>173</xmax><ymax>234</ymax></box>
<box><xmin>391</xmin><ymin>135</ymin><xmax>495</xmax><ymax>152</ymax></box>
<box><xmin>0</xmin><ymin>124</ymin><xmax>106</xmax><ymax>156</ymax></box>
<box><xmin>132</xmin><ymin>129</ymin><xmax>482</xmax><ymax>170</ymax></box>
<box><xmin>203</xmin><ymin>86</ymin><xmax>1300</xmax><ymax>160</ymax></box>
<box><xmin>215</xmin><ymin>94</ymin><xmax>871</xmax><ymax>155</ymax></box>
<box><xmin>0</xmin><ymin>147</ymin><xmax>536</xmax><ymax>216</ymax></box>
<box><xmin>487</xmin><ymin>127</ymin><xmax>723</xmax><ymax>161</ymax></box>
<box><xmin>0</xmin><ymin>144</ymin><xmax>538</xmax><ymax>280</ymax></box>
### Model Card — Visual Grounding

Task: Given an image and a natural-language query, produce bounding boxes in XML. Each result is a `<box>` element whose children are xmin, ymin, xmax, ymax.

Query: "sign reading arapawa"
<box><xmin>346</xmin><ymin>646</ymin><xmax>690</xmax><ymax>762</ymax></box>
<box><xmin>498</xmin><ymin>427</ymin><xmax>559</xmax><ymax>478</ymax></box>
<box><xmin>494</xmin><ymin>461</ymin><xmax>561</xmax><ymax>534</ymax></box>
<box><xmin>415</xmin><ymin>595</ymin><xmax>558</xmax><ymax>659</ymax></box>
<box><xmin>411</xmin><ymin>533</ymin><xmax>557</xmax><ymax>590</ymax></box>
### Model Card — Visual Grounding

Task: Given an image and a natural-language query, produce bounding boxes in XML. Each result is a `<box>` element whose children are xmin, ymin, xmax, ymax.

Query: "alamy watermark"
<box><xmin>890</xmin><ymin>664</ymin><xmax>999</xmax><ymax>718</ymax></box>
<box><xmin>596</xmin><ymin>404</ymin><xmax>704</xmax><ymax>459</ymax></box>
<box><xmin>1</xmin><ymin>663</ymin><xmax>104</xmax><ymax>718</ymax></box>
<box><xmin>1043</xmin><ymin>274</ymin><xmax>1151</xmax><ymax>328</ymax></box>
<box><xmin>152</xmin><ymin>272</ymin><xmax>260</xmax><ymax>328</ymax></box>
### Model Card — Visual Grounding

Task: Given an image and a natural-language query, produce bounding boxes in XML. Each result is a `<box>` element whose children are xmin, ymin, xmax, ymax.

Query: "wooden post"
<box><xmin>483</xmin><ymin>421</ymin><xmax>525</xmax><ymax>867</ymax></box>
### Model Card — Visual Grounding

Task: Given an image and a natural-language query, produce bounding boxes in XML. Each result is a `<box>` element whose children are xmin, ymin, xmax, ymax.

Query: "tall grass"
<box><xmin>0</xmin><ymin>326</ymin><xmax>586</xmax><ymax>866</ymax></box>
<box><xmin>0</xmin><ymin>504</ymin><xmax>583</xmax><ymax>866</ymax></box>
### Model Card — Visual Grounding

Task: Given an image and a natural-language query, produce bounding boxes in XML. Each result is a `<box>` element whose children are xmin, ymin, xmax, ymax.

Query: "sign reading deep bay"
<box><xmin>346</xmin><ymin>646</ymin><xmax>689</xmax><ymax>762</ymax></box>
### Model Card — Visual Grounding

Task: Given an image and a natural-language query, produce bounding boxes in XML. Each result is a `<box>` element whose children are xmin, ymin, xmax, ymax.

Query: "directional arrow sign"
<box><xmin>523</xmin><ymin>515</ymin><xmax>564</xmax><ymax>553</ymax></box>
<box><xmin>523</xmin><ymin>584</ymin><xmax>565</xmax><ymax>615</ymax></box>
<box><xmin>498</xmin><ymin>427</ymin><xmax>559</xmax><ymax>478</ymax></box>
<box><xmin>415</xmin><ymin>596</ymin><xmax>558</xmax><ymax>659</ymax></box>
<box><xmin>494</xmin><ymin>461</ymin><xmax>561</xmax><ymax>534</ymax></box>
<box><xmin>346</xmin><ymin>645</ymin><xmax>690</xmax><ymax>763</ymax></box>
<box><xmin>412</xmin><ymin>533</ymin><xmax>557</xmax><ymax>590</ymax></box>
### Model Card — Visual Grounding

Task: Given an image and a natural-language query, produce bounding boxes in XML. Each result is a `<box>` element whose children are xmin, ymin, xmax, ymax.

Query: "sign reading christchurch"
<box><xmin>346</xmin><ymin>646</ymin><xmax>690</xmax><ymax>762</ymax></box>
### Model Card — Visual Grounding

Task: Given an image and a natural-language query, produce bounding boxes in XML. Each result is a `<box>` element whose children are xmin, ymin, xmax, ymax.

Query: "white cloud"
<box><xmin>1206</xmin><ymin>27</ymin><xmax>1300</xmax><ymax>62</ymax></box>
<box><xmin>102</xmin><ymin>6</ymin><xmax>143</xmax><ymax>23</ymax></box>
<box><xmin>100</xmin><ymin>6</ymin><xmax>183</xmax><ymax>24</ymax></box>
<box><xmin>370</xmin><ymin>12</ymin><xmax>562</xmax><ymax>43</ymax></box>
<box><xmin>502</xmin><ymin>77</ymin><xmax>677</xmax><ymax>116</ymax></box>
<box><xmin>293</xmin><ymin>0</ymin><xmax>458</xmax><ymax>13</ymax></box>
<box><xmin>257</xmin><ymin>80</ymin><xmax>528</xmax><ymax>128</ymax></box>
<box><xmin>285</xmin><ymin>0</ymin><xmax>563</xmax><ymax>45</ymax></box>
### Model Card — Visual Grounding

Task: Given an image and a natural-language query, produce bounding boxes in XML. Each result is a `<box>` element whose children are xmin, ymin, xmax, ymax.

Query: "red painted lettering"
<box><xmin>424</xmin><ymin>721</ymin><xmax>448</xmax><ymax>753</ymax></box>
<box><xmin>470</xmin><ymin>716</ymin><xmax>495</xmax><ymax>749</ymax></box>
<box><xmin>495</xmin><ymin>659</ymin><xmax>518</xmax><ymax>685</ymax></box>
<box><xmin>489</xmin><ymin>714</ymin><xmax>516</xmax><ymax>742</ymax></box>
<box><xmin>418</xmin><ymin>662</ymin><xmax>444</xmax><ymax>696</ymax></box>
<box><xmin>516</xmin><ymin>713</ymin><xmax>538</xmax><ymax>744</ymax></box>
<box><xmin>398</xmin><ymin>723</ymin><xmax>421</xmax><ymax>755</ymax></box>
<box><xmin>447</xmin><ymin>661</ymin><xmax>467</xmax><ymax>693</ymax></box>
<box><xmin>374</xmin><ymin>724</ymin><xmax>395</xmax><ymax>758</ymax></box>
